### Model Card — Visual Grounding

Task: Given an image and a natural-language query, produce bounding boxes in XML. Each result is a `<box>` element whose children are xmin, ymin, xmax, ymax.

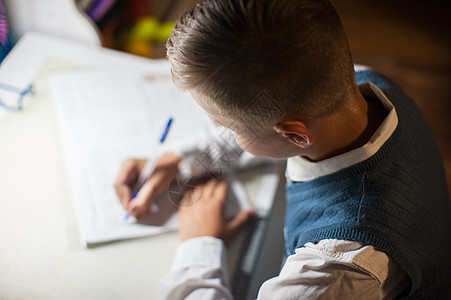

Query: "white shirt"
<box><xmin>160</xmin><ymin>67</ymin><xmax>410</xmax><ymax>299</ymax></box>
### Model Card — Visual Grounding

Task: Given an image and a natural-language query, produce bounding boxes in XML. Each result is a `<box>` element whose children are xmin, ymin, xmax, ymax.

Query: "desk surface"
<box><xmin>0</xmin><ymin>32</ymin><xmax>285</xmax><ymax>300</ymax></box>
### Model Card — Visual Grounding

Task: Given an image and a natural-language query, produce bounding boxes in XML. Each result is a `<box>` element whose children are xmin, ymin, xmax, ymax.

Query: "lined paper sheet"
<box><xmin>50</xmin><ymin>67</ymin><xmax>250</xmax><ymax>246</ymax></box>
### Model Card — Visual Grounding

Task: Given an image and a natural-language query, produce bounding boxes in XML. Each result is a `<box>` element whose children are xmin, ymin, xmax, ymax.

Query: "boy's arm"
<box><xmin>159</xmin><ymin>237</ymin><xmax>232</xmax><ymax>300</ymax></box>
<box><xmin>160</xmin><ymin>180</ymin><xmax>255</xmax><ymax>300</ymax></box>
<box><xmin>258</xmin><ymin>240</ymin><xmax>410</xmax><ymax>299</ymax></box>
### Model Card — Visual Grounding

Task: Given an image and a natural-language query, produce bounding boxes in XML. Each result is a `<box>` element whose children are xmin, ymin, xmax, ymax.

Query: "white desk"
<box><xmin>0</xmin><ymin>32</ymin><xmax>286</xmax><ymax>300</ymax></box>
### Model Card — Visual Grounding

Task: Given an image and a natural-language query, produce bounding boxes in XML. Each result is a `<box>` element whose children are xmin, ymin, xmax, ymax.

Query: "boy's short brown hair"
<box><xmin>167</xmin><ymin>0</ymin><xmax>355</xmax><ymax>128</ymax></box>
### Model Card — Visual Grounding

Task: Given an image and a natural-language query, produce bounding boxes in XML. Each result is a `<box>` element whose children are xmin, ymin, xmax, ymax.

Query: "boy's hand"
<box><xmin>114</xmin><ymin>153</ymin><xmax>181</xmax><ymax>218</ymax></box>
<box><xmin>179</xmin><ymin>179</ymin><xmax>256</xmax><ymax>244</ymax></box>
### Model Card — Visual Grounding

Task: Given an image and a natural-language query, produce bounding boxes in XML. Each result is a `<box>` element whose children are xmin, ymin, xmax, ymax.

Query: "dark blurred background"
<box><xmin>83</xmin><ymin>0</ymin><xmax>451</xmax><ymax>194</ymax></box>
<box><xmin>330</xmin><ymin>0</ymin><xmax>451</xmax><ymax>195</ymax></box>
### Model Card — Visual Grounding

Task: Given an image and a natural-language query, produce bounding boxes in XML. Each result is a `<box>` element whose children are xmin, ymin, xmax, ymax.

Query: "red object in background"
<box><xmin>127</xmin><ymin>0</ymin><xmax>150</xmax><ymax>21</ymax></box>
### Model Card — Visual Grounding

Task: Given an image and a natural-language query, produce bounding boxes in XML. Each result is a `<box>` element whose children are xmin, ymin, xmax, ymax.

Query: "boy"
<box><xmin>115</xmin><ymin>0</ymin><xmax>451</xmax><ymax>298</ymax></box>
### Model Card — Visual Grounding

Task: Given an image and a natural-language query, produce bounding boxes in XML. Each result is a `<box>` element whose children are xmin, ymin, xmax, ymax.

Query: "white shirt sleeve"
<box><xmin>160</xmin><ymin>238</ymin><xmax>409</xmax><ymax>300</ymax></box>
<box><xmin>159</xmin><ymin>236</ymin><xmax>233</xmax><ymax>300</ymax></box>
<box><xmin>258</xmin><ymin>239</ymin><xmax>409</xmax><ymax>300</ymax></box>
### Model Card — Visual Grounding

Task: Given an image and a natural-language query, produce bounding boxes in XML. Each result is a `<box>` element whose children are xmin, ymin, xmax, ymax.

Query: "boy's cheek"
<box><xmin>235</xmin><ymin>135</ymin><xmax>282</xmax><ymax>158</ymax></box>
<box><xmin>236</xmin><ymin>134</ymin><xmax>304</xmax><ymax>159</ymax></box>
<box><xmin>234</xmin><ymin>134</ymin><xmax>263</xmax><ymax>155</ymax></box>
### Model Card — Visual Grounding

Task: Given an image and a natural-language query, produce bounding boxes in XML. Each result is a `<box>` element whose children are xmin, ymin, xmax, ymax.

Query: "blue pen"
<box><xmin>133</xmin><ymin>117</ymin><xmax>173</xmax><ymax>196</ymax></box>
<box><xmin>126</xmin><ymin>117</ymin><xmax>173</xmax><ymax>221</ymax></box>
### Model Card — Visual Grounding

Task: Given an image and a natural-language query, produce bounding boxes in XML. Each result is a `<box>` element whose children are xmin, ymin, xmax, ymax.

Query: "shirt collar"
<box><xmin>286</xmin><ymin>82</ymin><xmax>398</xmax><ymax>182</ymax></box>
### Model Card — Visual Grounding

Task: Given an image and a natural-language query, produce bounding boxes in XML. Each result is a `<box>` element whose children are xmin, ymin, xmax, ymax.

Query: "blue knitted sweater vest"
<box><xmin>285</xmin><ymin>70</ymin><xmax>451</xmax><ymax>299</ymax></box>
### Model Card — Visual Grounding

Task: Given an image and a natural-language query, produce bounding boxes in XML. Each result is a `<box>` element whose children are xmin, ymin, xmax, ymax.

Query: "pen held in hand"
<box><xmin>126</xmin><ymin>117</ymin><xmax>173</xmax><ymax>222</ymax></box>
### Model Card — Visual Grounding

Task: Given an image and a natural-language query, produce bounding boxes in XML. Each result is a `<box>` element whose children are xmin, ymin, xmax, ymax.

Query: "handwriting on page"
<box><xmin>50</xmin><ymin>68</ymin><xmax>249</xmax><ymax>246</ymax></box>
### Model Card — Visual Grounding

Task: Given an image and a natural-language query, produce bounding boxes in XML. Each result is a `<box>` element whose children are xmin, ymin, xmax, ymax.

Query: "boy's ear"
<box><xmin>274</xmin><ymin>120</ymin><xmax>314</xmax><ymax>149</ymax></box>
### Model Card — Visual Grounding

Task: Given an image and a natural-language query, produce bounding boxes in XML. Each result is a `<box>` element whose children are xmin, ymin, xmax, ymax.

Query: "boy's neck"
<box><xmin>304</xmin><ymin>86</ymin><xmax>387</xmax><ymax>162</ymax></box>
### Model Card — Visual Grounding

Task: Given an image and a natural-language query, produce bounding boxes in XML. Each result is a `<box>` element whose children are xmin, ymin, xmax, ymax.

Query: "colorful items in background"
<box><xmin>0</xmin><ymin>0</ymin><xmax>14</xmax><ymax>62</ymax></box>
<box><xmin>125</xmin><ymin>16</ymin><xmax>175</xmax><ymax>58</ymax></box>
<box><xmin>79</xmin><ymin>0</ymin><xmax>176</xmax><ymax>58</ymax></box>
<box><xmin>86</xmin><ymin>0</ymin><xmax>117</xmax><ymax>22</ymax></box>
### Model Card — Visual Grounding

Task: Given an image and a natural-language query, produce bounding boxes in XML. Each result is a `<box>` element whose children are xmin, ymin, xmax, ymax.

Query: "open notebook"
<box><xmin>49</xmin><ymin>67</ymin><xmax>251</xmax><ymax>247</ymax></box>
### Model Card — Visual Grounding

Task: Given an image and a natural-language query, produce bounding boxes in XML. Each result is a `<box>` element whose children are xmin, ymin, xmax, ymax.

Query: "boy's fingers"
<box><xmin>180</xmin><ymin>189</ymin><xmax>198</xmax><ymax>208</ymax></box>
<box><xmin>203</xmin><ymin>179</ymin><xmax>217</xmax><ymax>196</ymax></box>
<box><xmin>114</xmin><ymin>159</ymin><xmax>146</xmax><ymax>209</ymax></box>
<box><xmin>125</xmin><ymin>155</ymin><xmax>181</xmax><ymax>217</ymax></box>
<box><xmin>128</xmin><ymin>194</ymin><xmax>152</xmax><ymax>217</ymax></box>
<box><xmin>214</xmin><ymin>180</ymin><xmax>228</xmax><ymax>205</ymax></box>
<box><xmin>128</xmin><ymin>180</ymin><xmax>159</xmax><ymax>217</ymax></box>
<box><xmin>115</xmin><ymin>184</ymin><xmax>132</xmax><ymax>209</ymax></box>
<box><xmin>129</xmin><ymin>200</ymin><xmax>151</xmax><ymax>218</ymax></box>
<box><xmin>225</xmin><ymin>209</ymin><xmax>256</xmax><ymax>240</ymax></box>
<box><xmin>115</xmin><ymin>159</ymin><xmax>141</xmax><ymax>185</ymax></box>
